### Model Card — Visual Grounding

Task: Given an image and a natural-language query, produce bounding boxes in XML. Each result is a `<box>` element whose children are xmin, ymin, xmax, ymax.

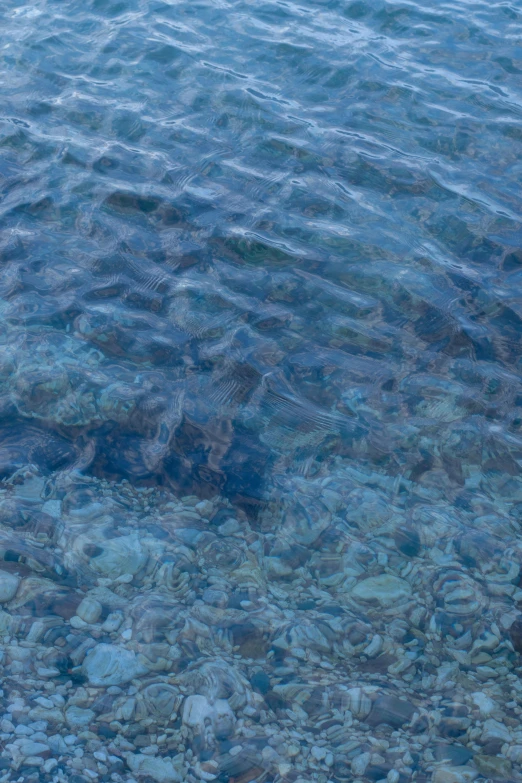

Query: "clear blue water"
<box><xmin>1</xmin><ymin>0</ymin><xmax>522</xmax><ymax>781</ymax></box>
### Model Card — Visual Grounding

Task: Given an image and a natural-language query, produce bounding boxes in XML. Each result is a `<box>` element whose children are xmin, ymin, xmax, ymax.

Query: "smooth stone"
<box><xmin>17</xmin><ymin>740</ymin><xmax>50</xmax><ymax>758</ymax></box>
<box><xmin>28</xmin><ymin>707</ymin><xmax>63</xmax><ymax>726</ymax></box>
<box><xmin>15</xmin><ymin>725</ymin><xmax>33</xmax><ymax>736</ymax></box>
<box><xmin>65</xmin><ymin>707</ymin><xmax>95</xmax><ymax>730</ymax></box>
<box><xmin>351</xmin><ymin>752</ymin><xmax>371</xmax><ymax>776</ymax></box>
<box><xmin>471</xmin><ymin>692</ymin><xmax>496</xmax><ymax>716</ymax></box>
<box><xmin>481</xmin><ymin>718</ymin><xmax>512</xmax><ymax>744</ymax></box>
<box><xmin>70</xmin><ymin>616</ymin><xmax>89</xmax><ymax>630</ymax></box>
<box><xmin>474</xmin><ymin>754</ymin><xmax>512</xmax><ymax>779</ymax></box>
<box><xmin>0</xmin><ymin>571</ymin><xmax>20</xmax><ymax>603</ymax></box>
<box><xmin>82</xmin><ymin>644</ymin><xmax>149</xmax><ymax>686</ymax></box>
<box><xmin>22</xmin><ymin>755</ymin><xmax>45</xmax><ymax>767</ymax></box>
<box><xmin>351</xmin><ymin>574</ymin><xmax>411</xmax><ymax>607</ymax></box>
<box><xmin>101</xmin><ymin>611</ymin><xmax>124</xmax><ymax>633</ymax></box>
<box><xmin>47</xmin><ymin>735</ymin><xmax>68</xmax><ymax>754</ymax></box>
<box><xmin>434</xmin><ymin>744</ymin><xmax>473</xmax><ymax>766</ymax></box>
<box><xmin>126</xmin><ymin>753</ymin><xmax>181</xmax><ymax>783</ymax></box>
<box><xmin>432</xmin><ymin>767</ymin><xmax>478</xmax><ymax>783</ymax></box>
<box><xmin>76</xmin><ymin>597</ymin><xmax>103</xmax><ymax>624</ymax></box>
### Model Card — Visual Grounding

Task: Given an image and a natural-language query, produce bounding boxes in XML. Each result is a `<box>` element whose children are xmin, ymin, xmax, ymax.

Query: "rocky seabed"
<box><xmin>1</xmin><ymin>462</ymin><xmax>522</xmax><ymax>783</ymax></box>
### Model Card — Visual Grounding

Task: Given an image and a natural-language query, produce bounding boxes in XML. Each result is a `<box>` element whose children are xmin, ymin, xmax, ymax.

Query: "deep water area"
<box><xmin>0</xmin><ymin>0</ymin><xmax>522</xmax><ymax>782</ymax></box>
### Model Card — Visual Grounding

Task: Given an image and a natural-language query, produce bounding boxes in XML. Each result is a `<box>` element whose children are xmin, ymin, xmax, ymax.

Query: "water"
<box><xmin>0</xmin><ymin>0</ymin><xmax>522</xmax><ymax>781</ymax></box>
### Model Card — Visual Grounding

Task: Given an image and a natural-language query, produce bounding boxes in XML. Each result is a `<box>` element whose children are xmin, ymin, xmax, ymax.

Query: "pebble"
<box><xmin>0</xmin><ymin>571</ymin><xmax>20</xmax><ymax>603</ymax></box>
<box><xmin>217</xmin><ymin>518</ymin><xmax>240</xmax><ymax>536</ymax></box>
<box><xmin>14</xmin><ymin>724</ymin><xmax>33</xmax><ymax>735</ymax></box>
<box><xmin>65</xmin><ymin>706</ymin><xmax>96</xmax><ymax>729</ymax></box>
<box><xmin>16</xmin><ymin>739</ymin><xmax>50</xmax><ymax>758</ymax></box>
<box><xmin>101</xmin><ymin>611</ymin><xmax>124</xmax><ymax>633</ymax></box>
<box><xmin>352</xmin><ymin>752</ymin><xmax>371</xmax><ymax>776</ymax></box>
<box><xmin>431</xmin><ymin>767</ymin><xmax>478</xmax><ymax>783</ymax></box>
<box><xmin>76</xmin><ymin>597</ymin><xmax>103</xmax><ymax>624</ymax></box>
<box><xmin>195</xmin><ymin>500</ymin><xmax>214</xmax><ymax>517</ymax></box>
<box><xmin>70</xmin><ymin>615</ymin><xmax>89</xmax><ymax>629</ymax></box>
<box><xmin>471</xmin><ymin>692</ymin><xmax>496</xmax><ymax>716</ymax></box>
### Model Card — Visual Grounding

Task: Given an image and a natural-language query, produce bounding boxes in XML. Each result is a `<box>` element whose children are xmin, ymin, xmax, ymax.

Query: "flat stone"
<box><xmin>351</xmin><ymin>575</ymin><xmax>411</xmax><ymax>607</ymax></box>
<box><xmin>474</xmin><ymin>754</ymin><xmax>512</xmax><ymax>780</ymax></box>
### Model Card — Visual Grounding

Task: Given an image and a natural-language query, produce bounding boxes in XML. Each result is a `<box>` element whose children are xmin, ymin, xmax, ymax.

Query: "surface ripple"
<box><xmin>1</xmin><ymin>0</ymin><xmax>521</xmax><ymax>503</ymax></box>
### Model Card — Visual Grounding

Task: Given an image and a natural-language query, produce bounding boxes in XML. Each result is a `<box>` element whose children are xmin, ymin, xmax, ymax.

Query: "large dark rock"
<box><xmin>367</xmin><ymin>695</ymin><xmax>415</xmax><ymax>728</ymax></box>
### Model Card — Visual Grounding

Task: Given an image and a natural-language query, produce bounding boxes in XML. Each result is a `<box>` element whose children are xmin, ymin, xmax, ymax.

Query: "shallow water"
<box><xmin>1</xmin><ymin>0</ymin><xmax>522</xmax><ymax>781</ymax></box>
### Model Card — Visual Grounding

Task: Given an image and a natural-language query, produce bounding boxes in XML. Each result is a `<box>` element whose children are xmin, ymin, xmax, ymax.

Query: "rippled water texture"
<box><xmin>1</xmin><ymin>0</ymin><xmax>522</xmax><ymax>781</ymax></box>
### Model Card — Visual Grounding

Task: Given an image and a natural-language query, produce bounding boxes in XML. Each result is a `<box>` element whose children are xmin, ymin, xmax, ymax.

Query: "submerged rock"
<box><xmin>351</xmin><ymin>574</ymin><xmax>411</xmax><ymax>607</ymax></box>
<box><xmin>82</xmin><ymin>644</ymin><xmax>149</xmax><ymax>686</ymax></box>
<box><xmin>126</xmin><ymin>753</ymin><xmax>181</xmax><ymax>783</ymax></box>
<box><xmin>0</xmin><ymin>570</ymin><xmax>20</xmax><ymax>602</ymax></box>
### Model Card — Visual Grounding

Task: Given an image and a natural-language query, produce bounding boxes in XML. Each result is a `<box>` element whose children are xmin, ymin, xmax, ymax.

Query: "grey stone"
<box><xmin>474</xmin><ymin>754</ymin><xmax>512</xmax><ymax>780</ymax></box>
<box><xmin>82</xmin><ymin>643</ymin><xmax>148</xmax><ymax>686</ymax></box>
<box><xmin>367</xmin><ymin>695</ymin><xmax>415</xmax><ymax>728</ymax></box>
